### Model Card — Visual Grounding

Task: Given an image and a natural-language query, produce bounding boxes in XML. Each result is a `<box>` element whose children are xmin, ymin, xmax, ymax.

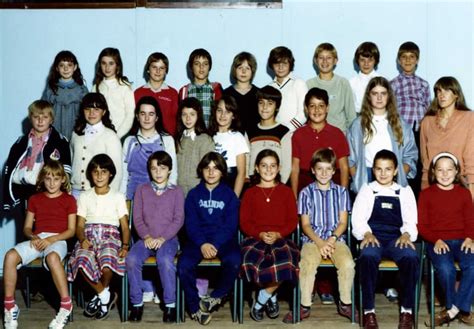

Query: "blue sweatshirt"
<box><xmin>184</xmin><ymin>181</ymin><xmax>239</xmax><ymax>250</ymax></box>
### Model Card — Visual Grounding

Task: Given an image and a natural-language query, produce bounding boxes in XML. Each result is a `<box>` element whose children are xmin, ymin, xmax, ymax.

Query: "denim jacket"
<box><xmin>347</xmin><ymin>116</ymin><xmax>418</xmax><ymax>193</ymax></box>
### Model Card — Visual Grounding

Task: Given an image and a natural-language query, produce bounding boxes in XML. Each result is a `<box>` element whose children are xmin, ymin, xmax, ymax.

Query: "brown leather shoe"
<box><xmin>363</xmin><ymin>312</ymin><xmax>379</xmax><ymax>329</ymax></box>
<box><xmin>337</xmin><ymin>301</ymin><xmax>359</xmax><ymax>323</ymax></box>
<box><xmin>424</xmin><ymin>309</ymin><xmax>452</xmax><ymax>327</ymax></box>
<box><xmin>458</xmin><ymin>312</ymin><xmax>474</xmax><ymax>326</ymax></box>
<box><xmin>398</xmin><ymin>312</ymin><xmax>413</xmax><ymax>329</ymax></box>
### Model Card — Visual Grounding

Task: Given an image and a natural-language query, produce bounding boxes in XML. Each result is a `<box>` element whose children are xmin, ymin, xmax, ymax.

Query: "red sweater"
<box><xmin>240</xmin><ymin>183</ymin><xmax>297</xmax><ymax>239</ymax></box>
<box><xmin>134</xmin><ymin>85</ymin><xmax>179</xmax><ymax>137</ymax></box>
<box><xmin>418</xmin><ymin>184</ymin><xmax>474</xmax><ymax>243</ymax></box>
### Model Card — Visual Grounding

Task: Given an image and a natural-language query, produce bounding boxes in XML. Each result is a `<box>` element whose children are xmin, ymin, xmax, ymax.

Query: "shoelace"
<box><xmin>5</xmin><ymin>307</ymin><xmax>19</xmax><ymax>322</ymax></box>
<box><xmin>49</xmin><ymin>308</ymin><xmax>70</xmax><ymax>328</ymax></box>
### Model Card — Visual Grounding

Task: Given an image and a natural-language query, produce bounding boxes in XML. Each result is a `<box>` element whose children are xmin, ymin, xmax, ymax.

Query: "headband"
<box><xmin>432</xmin><ymin>152</ymin><xmax>459</xmax><ymax>166</ymax></box>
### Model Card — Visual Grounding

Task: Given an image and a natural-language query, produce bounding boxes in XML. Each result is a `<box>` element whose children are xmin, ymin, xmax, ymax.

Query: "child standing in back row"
<box><xmin>42</xmin><ymin>50</ymin><xmax>88</xmax><ymax>141</ymax></box>
<box><xmin>179</xmin><ymin>48</ymin><xmax>223</xmax><ymax>127</ymax></box>
<box><xmin>3</xmin><ymin>161</ymin><xmax>76</xmax><ymax>329</ymax></box>
<box><xmin>93</xmin><ymin>47</ymin><xmax>135</xmax><ymax>138</ymax></box>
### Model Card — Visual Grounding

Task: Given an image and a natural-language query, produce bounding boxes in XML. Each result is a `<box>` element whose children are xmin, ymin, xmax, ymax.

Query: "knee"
<box><xmin>126</xmin><ymin>254</ymin><xmax>139</xmax><ymax>269</ymax></box>
<box><xmin>102</xmin><ymin>267</ymin><xmax>112</xmax><ymax>275</ymax></box>
<box><xmin>4</xmin><ymin>249</ymin><xmax>20</xmax><ymax>266</ymax></box>
<box><xmin>46</xmin><ymin>252</ymin><xmax>61</xmax><ymax>267</ymax></box>
<box><xmin>435</xmin><ymin>262</ymin><xmax>456</xmax><ymax>279</ymax></box>
<box><xmin>157</xmin><ymin>255</ymin><xmax>174</xmax><ymax>270</ymax></box>
<box><xmin>359</xmin><ymin>247</ymin><xmax>381</xmax><ymax>264</ymax></box>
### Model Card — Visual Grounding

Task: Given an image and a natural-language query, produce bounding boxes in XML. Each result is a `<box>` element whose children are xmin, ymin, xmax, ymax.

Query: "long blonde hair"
<box><xmin>360</xmin><ymin>76</ymin><xmax>404</xmax><ymax>146</ymax></box>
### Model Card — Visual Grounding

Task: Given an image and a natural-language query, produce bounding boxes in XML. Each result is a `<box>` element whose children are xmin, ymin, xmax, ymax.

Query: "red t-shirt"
<box><xmin>292</xmin><ymin>123</ymin><xmax>349</xmax><ymax>190</ymax></box>
<box><xmin>134</xmin><ymin>85</ymin><xmax>179</xmax><ymax>137</ymax></box>
<box><xmin>27</xmin><ymin>192</ymin><xmax>77</xmax><ymax>234</ymax></box>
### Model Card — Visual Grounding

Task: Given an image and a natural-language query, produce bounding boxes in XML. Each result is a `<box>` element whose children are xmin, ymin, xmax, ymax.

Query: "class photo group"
<box><xmin>2</xmin><ymin>40</ymin><xmax>474</xmax><ymax>329</ymax></box>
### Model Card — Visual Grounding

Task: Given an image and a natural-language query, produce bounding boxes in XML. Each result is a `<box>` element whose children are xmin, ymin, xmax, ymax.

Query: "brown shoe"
<box><xmin>424</xmin><ymin>309</ymin><xmax>452</xmax><ymax>327</ymax></box>
<box><xmin>458</xmin><ymin>312</ymin><xmax>474</xmax><ymax>326</ymax></box>
<box><xmin>282</xmin><ymin>307</ymin><xmax>310</xmax><ymax>323</ymax></box>
<box><xmin>337</xmin><ymin>301</ymin><xmax>359</xmax><ymax>323</ymax></box>
<box><xmin>363</xmin><ymin>312</ymin><xmax>379</xmax><ymax>329</ymax></box>
<box><xmin>398</xmin><ymin>312</ymin><xmax>413</xmax><ymax>329</ymax></box>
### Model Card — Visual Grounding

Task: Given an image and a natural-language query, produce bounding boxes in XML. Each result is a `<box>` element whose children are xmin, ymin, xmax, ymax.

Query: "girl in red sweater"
<box><xmin>240</xmin><ymin>149</ymin><xmax>299</xmax><ymax>322</ymax></box>
<box><xmin>418</xmin><ymin>152</ymin><xmax>474</xmax><ymax>326</ymax></box>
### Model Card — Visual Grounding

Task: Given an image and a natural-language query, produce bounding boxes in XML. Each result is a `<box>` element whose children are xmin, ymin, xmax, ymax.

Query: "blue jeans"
<box><xmin>177</xmin><ymin>242</ymin><xmax>241</xmax><ymax>313</ymax></box>
<box><xmin>359</xmin><ymin>238</ymin><xmax>419</xmax><ymax>309</ymax></box>
<box><xmin>427</xmin><ymin>239</ymin><xmax>474</xmax><ymax>312</ymax></box>
<box><xmin>126</xmin><ymin>237</ymin><xmax>179</xmax><ymax>305</ymax></box>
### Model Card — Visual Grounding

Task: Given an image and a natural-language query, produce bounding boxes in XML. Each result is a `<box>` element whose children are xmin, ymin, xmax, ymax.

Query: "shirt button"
<box><xmin>82</xmin><ymin>157</ymin><xmax>85</xmax><ymax>160</ymax></box>
<box><xmin>81</xmin><ymin>170</ymin><xmax>84</xmax><ymax>173</ymax></box>
<box><xmin>83</xmin><ymin>146</ymin><xmax>87</xmax><ymax>149</ymax></box>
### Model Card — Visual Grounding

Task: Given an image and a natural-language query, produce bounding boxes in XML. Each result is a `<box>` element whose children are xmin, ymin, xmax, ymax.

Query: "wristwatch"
<box><xmin>330</xmin><ymin>233</ymin><xmax>339</xmax><ymax>240</ymax></box>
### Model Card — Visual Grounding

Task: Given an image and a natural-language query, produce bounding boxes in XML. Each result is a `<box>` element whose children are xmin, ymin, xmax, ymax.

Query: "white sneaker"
<box><xmin>48</xmin><ymin>307</ymin><xmax>71</xmax><ymax>329</ymax></box>
<box><xmin>153</xmin><ymin>294</ymin><xmax>160</xmax><ymax>304</ymax></box>
<box><xmin>4</xmin><ymin>305</ymin><xmax>20</xmax><ymax>329</ymax></box>
<box><xmin>142</xmin><ymin>291</ymin><xmax>154</xmax><ymax>303</ymax></box>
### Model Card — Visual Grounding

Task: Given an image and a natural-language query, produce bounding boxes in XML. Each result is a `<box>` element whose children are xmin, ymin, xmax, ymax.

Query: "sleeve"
<box><xmin>422</xmin><ymin>82</ymin><xmax>431</xmax><ymax>112</ymax></box>
<box><xmin>115</xmin><ymin>192</ymin><xmax>129</xmax><ymax>218</ymax></box>
<box><xmin>199</xmin><ymin>134</ymin><xmax>215</xmax><ymax>158</ymax></box>
<box><xmin>132</xmin><ymin>185</ymin><xmax>149</xmax><ymax>239</ymax></box>
<box><xmin>66</xmin><ymin>195</ymin><xmax>78</xmax><ymax>214</ymax></box>
<box><xmin>290</xmin><ymin>79</ymin><xmax>308</xmax><ymax>130</ymax></box>
<box><xmin>280</xmin><ymin>131</ymin><xmax>293</xmax><ymax>184</ymax></box>
<box><xmin>58</xmin><ymin>133</ymin><xmax>72</xmax><ymax>176</ymax></box>
<box><xmin>212</xmin><ymin>193</ymin><xmax>239</xmax><ymax>249</ymax></box>
<box><xmin>239</xmin><ymin>190</ymin><xmax>259</xmax><ymax>238</ymax></box>
<box><xmin>178</xmin><ymin>85</ymin><xmax>187</xmax><ymax>100</ymax></box>
<box><xmin>77</xmin><ymin>193</ymin><xmax>87</xmax><ymax>218</ymax></box>
<box><xmin>342</xmin><ymin>79</ymin><xmax>357</xmax><ymax>131</ymax></box>
<box><xmin>401</xmin><ymin>121</ymin><xmax>419</xmax><ymax>179</ymax></box>
<box><xmin>400</xmin><ymin>186</ymin><xmax>418</xmax><ymax>241</ymax></box>
<box><xmin>297</xmin><ymin>187</ymin><xmax>311</xmax><ymax>216</ymax></box>
<box><xmin>417</xmin><ymin>190</ymin><xmax>437</xmax><ymax>243</ymax></box>
<box><xmin>80</xmin><ymin>84</ymin><xmax>89</xmax><ymax>96</ymax></box>
<box><xmin>213</xmin><ymin>83</ymin><xmax>223</xmax><ymax>101</ymax></box>
<box><xmin>351</xmin><ymin>184</ymin><xmax>373</xmax><ymax>240</ymax></box>
<box><xmin>463</xmin><ymin>113</ymin><xmax>474</xmax><ymax>184</ymax></box>
<box><xmin>41</xmin><ymin>86</ymin><xmax>53</xmax><ymax>102</ymax></box>
<box><xmin>163</xmin><ymin>135</ymin><xmax>178</xmax><ymax>185</ymax></box>
<box><xmin>107</xmin><ymin>132</ymin><xmax>124</xmax><ymax>192</ymax></box>
<box><xmin>120</xmin><ymin>137</ymin><xmax>132</xmax><ymax>196</ymax></box>
<box><xmin>346</xmin><ymin>122</ymin><xmax>358</xmax><ymax>168</ymax></box>
<box><xmin>184</xmin><ymin>193</ymin><xmax>207</xmax><ymax>247</ymax></box>
<box><xmin>291</xmin><ymin>130</ymin><xmax>301</xmax><ymax>160</ymax></box>
<box><xmin>463</xmin><ymin>190</ymin><xmax>474</xmax><ymax>238</ymax></box>
<box><xmin>335</xmin><ymin>128</ymin><xmax>350</xmax><ymax>158</ymax></box>
<box><xmin>419</xmin><ymin>119</ymin><xmax>430</xmax><ymax>188</ymax></box>
<box><xmin>116</xmin><ymin>84</ymin><xmax>135</xmax><ymax>138</ymax></box>
<box><xmin>26</xmin><ymin>194</ymin><xmax>38</xmax><ymax>214</ymax></box>
<box><xmin>235</xmin><ymin>132</ymin><xmax>250</xmax><ymax>155</ymax></box>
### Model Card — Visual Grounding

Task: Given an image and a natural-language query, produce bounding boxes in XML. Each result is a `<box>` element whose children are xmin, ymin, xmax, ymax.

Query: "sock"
<box><xmin>60</xmin><ymin>297</ymin><xmax>72</xmax><ymax>311</ymax></box>
<box><xmin>302</xmin><ymin>305</ymin><xmax>311</xmax><ymax>311</ymax></box>
<box><xmin>447</xmin><ymin>305</ymin><xmax>460</xmax><ymax>319</ymax></box>
<box><xmin>133</xmin><ymin>303</ymin><xmax>143</xmax><ymax>307</ymax></box>
<box><xmin>255</xmin><ymin>289</ymin><xmax>272</xmax><ymax>310</ymax></box>
<box><xmin>364</xmin><ymin>309</ymin><xmax>375</xmax><ymax>315</ymax></box>
<box><xmin>270</xmin><ymin>293</ymin><xmax>277</xmax><ymax>303</ymax></box>
<box><xmin>99</xmin><ymin>287</ymin><xmax>111</xmax><ymax>305</ymax></box>
<box><xmin>4</xmin><ymin>297</ymin><xmax>15</xmax><ymax>311</ymax></box>
<box><xmin>166</xmin><ymin>303</ymin><xmax>176</xmax><ymax>308</ymax></box>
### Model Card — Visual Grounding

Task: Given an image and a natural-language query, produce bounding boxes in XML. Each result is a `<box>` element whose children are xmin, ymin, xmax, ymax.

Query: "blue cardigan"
<box><xmin>347</xmin><ymin>116</ymin><xmax>418</xmax><ymax>193</ymax></box>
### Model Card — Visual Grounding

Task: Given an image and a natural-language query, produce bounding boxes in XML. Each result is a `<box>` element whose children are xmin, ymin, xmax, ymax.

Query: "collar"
<box><xmin>369</xmin><ymin>180</ymin><xmax>401</xmax><ymax>192</ymax></box>
<box><xmin>28</xmin><ymin>128</ymin><xmax>51</xmax><ymax>142</ymax></box>
<box><xmin>312</xmin><ymin>180</ymin><xmax>337</xmax><ymax>191</ymax></box>
<box><xmin>145</xmin><ymin>82</ymin><xmax>169</xmax><ymax>92</ymax></box>
<box><xmin>151</xmin><ymin>180</ymin><xmax>174</xmax><ymax>193</ymax></box>
<box><xmin>137</xmin><ymin>129</ymin><xmax>159</xmax><ymax>140</ymax></box>
<box><xmin>183</xmin><ymin>129</ymin><xmax>196</xmax><ymax>140</ymax></box>
<box><xmin>372</xmin><ymin>112</ymin><xmax>388</xmax><ymax>123</ymax></box>
<box><xmin>273</xmin><ymin>74</ymin><xmax>293</xmax><ymax>87</ymax></box>
<box><xmin>85</xmin><ymin>121</ymin><xmax>104</xmax><ymax>135</ymax></box>
<box><xmin>58</xmin><ymin>79</ymin><xmax>76</xmax><ymax>89</ymax></box>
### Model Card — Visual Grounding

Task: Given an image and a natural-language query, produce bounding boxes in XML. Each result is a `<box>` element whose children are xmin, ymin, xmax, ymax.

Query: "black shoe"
<box><xmin>250</xmin><ymin>300</ymin><xmax>265</xmax><ymax>322</ymax></box>
<box><xmin>83</xmin><ymin>295</ymin><xmax>101</xmax><ymax>317</ymax></box>
<box><xmin>129</xmin><ymin>305</ymin><xmax>143</xmax><ymax>322</ymax></box>
<box><xmin>266</xmin><ymin>298</ymin><xmax>280</xmax><ymax>319</ymax></box>
<box><xmin>95</xmin><ymin>292</ymin><xmax>118</xmax><ymax>321</ymax></box>
<box><xmin>163</xmin><ymin>306</ymin><xmax>176</xmax><ymax>323</ymax></box>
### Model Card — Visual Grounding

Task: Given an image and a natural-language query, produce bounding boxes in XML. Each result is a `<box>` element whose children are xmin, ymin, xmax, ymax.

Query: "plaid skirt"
<box><xmin>67</xmin><ymin>224</ymin><xmax>126</xmax><ymax>283</ymax></box>
<box><xmin>240</xmin><ymin>237</ymin><xmax>300</xmax><ymax>284</ymax></box>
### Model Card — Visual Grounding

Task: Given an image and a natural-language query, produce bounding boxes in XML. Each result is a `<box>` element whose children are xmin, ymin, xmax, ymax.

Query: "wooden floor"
<box><xmin>2</xmin><ymin>282</ymin><xmax>470</xmax><ymax>329</ymax></box>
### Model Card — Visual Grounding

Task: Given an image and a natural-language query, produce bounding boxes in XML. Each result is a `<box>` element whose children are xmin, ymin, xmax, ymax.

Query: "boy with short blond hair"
<box><xmin>179</xmin><ymin>48</ymin><xmax>223</xmax><ymax>126</ymax></box>
<box><xmin>283</xmin><ymin>148</ymin><xmax>357</xmax><ymax>323</ymax></box>
<box><xmin>307</xmin><ymin>43</ymin><xmax>356</xmax><ymax>133</ymax></box>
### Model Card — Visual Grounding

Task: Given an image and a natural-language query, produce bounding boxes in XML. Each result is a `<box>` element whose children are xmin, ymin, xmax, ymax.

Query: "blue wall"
<box><xmin>1</xmin><ymin>0</ymin><xmax>473</xmax><ymax>273</ymax></box>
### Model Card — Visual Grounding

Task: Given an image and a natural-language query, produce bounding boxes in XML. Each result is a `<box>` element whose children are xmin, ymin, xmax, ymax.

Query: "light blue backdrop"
<box><xmin>0</xmin><ymin>0</ymin><xmax>473</xmax><ymax>273</ymax></box>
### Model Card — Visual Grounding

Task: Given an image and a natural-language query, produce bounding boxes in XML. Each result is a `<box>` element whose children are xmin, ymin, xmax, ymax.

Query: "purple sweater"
<box><xmin>132</xmin><ymin>183</ymin><xmax>185</xmax><ymax>240</ymax></box>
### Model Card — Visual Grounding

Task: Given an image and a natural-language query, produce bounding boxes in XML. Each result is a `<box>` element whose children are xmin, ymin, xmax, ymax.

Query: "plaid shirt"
<box><xmin>390</xmin><ymin>73</ymin><xmax>430</xmax><ymax>130</ymax></box>
<box><xmin>179</xmin><ymin>81</ymin><xmax>222</xmax><ymax>126</ymax></box>
<box><xmin>298</xmin><ymin>181</ymin><xmax>351</xmax><ymax>243</ymax></box>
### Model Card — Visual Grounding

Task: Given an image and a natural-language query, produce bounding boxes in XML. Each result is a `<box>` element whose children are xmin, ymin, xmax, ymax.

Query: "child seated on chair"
<box><xmin>67</xmin><ymin>154</ymin><xmax>130</xmax><ymax>321</ymax></box>
<box><xmin>283</xmin><ymin>148</ymin><xmax>357</xmax><ymax>323</ymax></box>
<box><xmin>126</xmin><ymin>151</ymin><xmax>184</xmax><ymax>323</ymax></box>
<box><xmin>352</xmin><ymin>149</ymin><xmax>419</xmax><ymax>329</ymax></box>
<box><xmin>177</xmin><ymin>152</ymin><xmax>240</xmax><ymax>325</ymax></box>
<box><xmin>3</xmin><ymin>161</ymin><xmax>76</xmax><ymax>329</ymax></box>
<box><xmin>418</xmin><ymin>152</ymin><xmax>474</xmax><ymax>326</ymax></box>
<box><xmin>240</xmin><ymin>149</ymin><xmax>299</xmax><ymax>322</ymax></box>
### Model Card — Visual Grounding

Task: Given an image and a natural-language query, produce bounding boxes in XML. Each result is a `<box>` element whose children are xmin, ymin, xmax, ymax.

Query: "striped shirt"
<box><xmin>298</xmin><ymin>181</ymin><xmax>351</xmax><ymax>243</ymax></box>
